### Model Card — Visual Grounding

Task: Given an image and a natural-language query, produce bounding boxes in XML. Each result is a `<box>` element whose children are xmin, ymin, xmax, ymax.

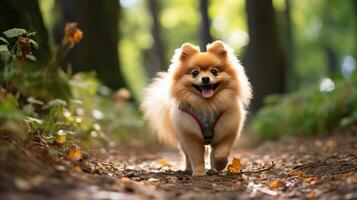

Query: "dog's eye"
<box><xmin>210</xmin><ymin>68</ymin><xmax>219</xmax><ymax>76</ymax></box>
<box><xmin>191</xmin><ymin>69</ymin><xmax>199</xmax><ymax>77</ymax></box>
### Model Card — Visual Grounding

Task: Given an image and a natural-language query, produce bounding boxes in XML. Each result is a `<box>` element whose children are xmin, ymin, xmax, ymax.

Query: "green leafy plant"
<box><xmin>0</xmin><ymin>28</ymin><xmax>39</xmax><ymax>83</ymax></box>
<box><xmin>0</xmin><ymin>26</ymin><xmax>145</xmax><ymax>149</ymax></box>
<box><xmin>0</xmin><ymin>25</ymin><xmax>83</xmax><ymax>101</ymax></box>
<box><xmin>250</xmin><ymin>72</ymin><xmax>357</xmax><ymax>141</ymax></box>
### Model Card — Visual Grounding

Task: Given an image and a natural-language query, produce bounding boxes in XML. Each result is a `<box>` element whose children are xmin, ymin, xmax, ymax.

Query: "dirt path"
<box><xmin>1</xmin><ymin>127</ymin><xmax>356</xmax><ymax>200</ymax></box>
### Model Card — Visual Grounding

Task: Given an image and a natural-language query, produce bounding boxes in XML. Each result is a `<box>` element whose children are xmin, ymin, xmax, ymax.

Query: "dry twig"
<box><xmin>292</xmin><ymin>155</ymin><xmax>337</xmax><ymax>171</ymax></box>
<box><xmin>241</xmin><ymin>162</ymin><xmax>275</xmax><ymax>174</ymax></box>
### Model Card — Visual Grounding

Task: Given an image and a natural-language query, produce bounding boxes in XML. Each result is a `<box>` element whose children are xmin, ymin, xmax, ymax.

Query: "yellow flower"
<box><xmin>56</xmin><ymin>130</ymin><xmax>67</xmax><ymax>144</ymax></box>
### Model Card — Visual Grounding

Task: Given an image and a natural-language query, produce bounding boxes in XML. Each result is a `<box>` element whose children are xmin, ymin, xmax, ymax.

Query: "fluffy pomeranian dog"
<box><xmin>141</xmin><ymin>41</ymin><xmax>252</xmax><ymax>176</ymax></box>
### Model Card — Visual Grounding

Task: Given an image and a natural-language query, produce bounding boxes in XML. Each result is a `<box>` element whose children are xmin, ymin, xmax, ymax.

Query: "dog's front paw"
<box><xmin>192</xmin><ymin>166</ymin><xmax>206</xmax><ymax>176</ymax></box>
<box><xmin>192</xmin><ymin>170</ymin><xmax>206</xmax><ymax>176</ymax></box>
<box><xmin>212</xmin><ymin>156</ymin><xmax>228</xmax><ymax>171</ymax></box>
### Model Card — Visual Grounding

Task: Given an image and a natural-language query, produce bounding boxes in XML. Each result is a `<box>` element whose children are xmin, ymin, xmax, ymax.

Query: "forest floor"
<box><xmin>0</xmin><ymin>126</ymin><xmax>356</xmax><ymax>200</ymax></box>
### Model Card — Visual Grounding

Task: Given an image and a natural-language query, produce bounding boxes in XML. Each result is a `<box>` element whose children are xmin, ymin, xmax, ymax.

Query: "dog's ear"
<box><xmin>180</xmin><ymin>43</ymin><xmax>199</xmax><ymax>61</ymax></box>
<box><xmin>207</xmin><ymin>40</ymin><xmax>227</xmax><ymax>58</ymax></box>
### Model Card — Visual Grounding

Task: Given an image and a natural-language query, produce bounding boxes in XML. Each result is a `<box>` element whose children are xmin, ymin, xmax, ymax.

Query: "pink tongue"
<box><xmin>202</xmin><ymin>88</ymin><xmax>214</xmax><ymax>98</ymax></box>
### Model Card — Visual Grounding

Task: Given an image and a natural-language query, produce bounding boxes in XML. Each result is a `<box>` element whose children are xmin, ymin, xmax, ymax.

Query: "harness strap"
<box><xmin>178</xmin><ymin>102</ymin><xmax>223</xmax><ymax>145</ymax></box>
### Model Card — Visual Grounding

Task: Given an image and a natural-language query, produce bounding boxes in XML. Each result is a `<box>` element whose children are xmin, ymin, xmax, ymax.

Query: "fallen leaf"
<box><xmin>303</xmin><ymin>176</ymin><xmax>319</xmax><ymax>184</ymax></box>
<box><xmin>68</xmin><ymin>149</ymin><xmax>82</xmax><ymax>161</ymax></box>
<box><xmin>305</xmin><ymin>191</ymin><xmax>316</xmax><ymax>199</ymax></box>
<box><xmin>118</xmin><ymin>177</ymin><xmax>136</xmax><ymax>193</ymax></box>
<box><xmin>119</xmin><ymin>177</ymin><xmax>131</xmax><ymax>185</ymax></box>
<box><xmin>268</xmin><ymin>180</ymin><xmax>286</xmax><ymax>190</ymax></box>
<box><xmin>227</xmin><ymin>156</ymin><xmax>241</xmax><ymax>173</ymax></box>
<box><xmin>157</xmin><ymin>159</ymin><xmax>169</xmax><ymax>166</ymax></box>
<box><xmin>289</xmin><ymin>171</ymin><xmax>306</xmax><ymax>177</ymax></box>
<box><xmin>343</xmin><ymin>172</ymin><xmax>353</xmax><ymax>177</ymax></box>
<box><xmin>74</xmin><ymin>165</ymin><xmax>82</xmax><ymax>173</ymax></box>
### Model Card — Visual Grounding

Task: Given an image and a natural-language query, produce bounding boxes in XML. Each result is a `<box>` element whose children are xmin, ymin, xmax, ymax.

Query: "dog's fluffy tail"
<box><xmin>141</xmin><ymin>72</ymin><xmax>177</xmax><ymax>145</ymax></box>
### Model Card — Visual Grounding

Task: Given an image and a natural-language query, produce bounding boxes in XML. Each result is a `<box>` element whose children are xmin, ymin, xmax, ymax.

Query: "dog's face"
<box><xmin>170</xmin><ymin>41</ymin><xmax>241</xmax><ymax>110</ymax></box>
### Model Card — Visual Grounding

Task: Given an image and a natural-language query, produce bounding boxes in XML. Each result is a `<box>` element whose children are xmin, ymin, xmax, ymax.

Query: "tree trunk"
<box><xmin>324</xmin><ymin>46</ymin><xmax>338</xmax><ymax>75</ymax></box>
<box><xmin>55</xmin><ymin>0</ymin><xmax>126</xmax><ymax>89</ymax></box>
<box><xmin>352</xmin><ymin>0</ymin><xmax>357</xmax><ymax>60</ymax></box>
<box><xmin>199</xmin><ymin>0</ymin><xmax>213</xmax><ymax>51</ymax></box>
<box><xmin>242</xmin><ymin>0</ymin><xmax>286</xmax><ymax>111</ymax></box>
<box><xmin>0</xmin><ymin>0</ymin><xmax>51</xmax><ymax>65</ymax></box>
<box><xmin>146</xmin><ymin>0</ymin><xmax>166</xmax><ymax>78</ymax></box>
<box><xmin>283</xmin><ymin>0</ymin><xmax>298</xmax><ymax>91</ymax></box>
<box><xmin>322</xmin><ymin>2</ymin><xmax>339</xmax><ymax>75</ymax></box>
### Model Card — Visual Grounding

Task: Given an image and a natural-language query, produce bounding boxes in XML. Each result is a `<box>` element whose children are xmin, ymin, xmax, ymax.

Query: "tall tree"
<box><xmin>146</xmin><ymin>0</ymin><xmax>166</xmax><ymax>78</ymax></box>
<box><xmin>199</xmin><ymin>0</ymin><xmax>213</xmax><ymax>51</ymax></box>
<box><xmin>352</xmin><ymin>0</ymin><xmax>357</xmax><ymax>60</ymax></box>
<box><xmin>283</xmin><ymin>0</ymin><xmax>298</xmax><ymax>90</ymax></box>
<box><xmin>0</xmin><ymin>0</ymin><xmax>51</xmax><ymax>64</ymax></box>
<box><xmin>323</xmin><ymin>46</ymin><xmax>338</xmax><ymax>75</ymax></box>
<box><xmin>55</xmin><ymin>0</ymin><xmax>126</xmax><ymax>89</ymax></box>
<box><xmin>243</xmin><ymin>0</ymin><xmax>286</xmax><ymax>111</ymax></box>
<box><xmin>322</xmin><ymin>2</ymin><xmax>339</xmax><ymax>75</ymax></box>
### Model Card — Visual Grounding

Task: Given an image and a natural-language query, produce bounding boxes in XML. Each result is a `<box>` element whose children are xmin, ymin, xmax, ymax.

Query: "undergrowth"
<box><xmin>250</xmin><ymin>73</ymin><xmax>357</xmax><ymax>141</ymax></box>
<box><xmin>0</xmin><ymin>25</ymin><xmax>147</xmax><ymax>150</ymax></box>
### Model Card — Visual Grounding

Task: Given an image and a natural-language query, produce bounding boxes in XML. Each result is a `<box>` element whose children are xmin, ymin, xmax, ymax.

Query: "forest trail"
<box><xmin>1</xmin><ymin>127</ymin><xmax>356</xmax><ymax>200</ymax></box>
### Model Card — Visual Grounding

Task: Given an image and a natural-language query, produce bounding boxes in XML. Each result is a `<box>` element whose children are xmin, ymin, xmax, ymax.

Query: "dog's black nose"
<box><xmin>201</xmin><ymin>76</ymin><xmax>210</xmax><ymax>84</ymax></box>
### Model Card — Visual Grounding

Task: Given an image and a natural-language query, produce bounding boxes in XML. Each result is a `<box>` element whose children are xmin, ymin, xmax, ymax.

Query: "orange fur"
<box><xmin>141</xmin><ymin>41</ymin><xmax>252</xmax><ymax>176</ymax></box>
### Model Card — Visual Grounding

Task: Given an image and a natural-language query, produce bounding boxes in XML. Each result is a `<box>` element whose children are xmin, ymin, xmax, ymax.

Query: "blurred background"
<box><xmin>1</xmin><ymin>1</ymin><xmax>357</xmax><ymax>198</ymax></box>
<box><xmin>1</xmin><ymin>0</ymin><xmax>356</xmax><ymax>143</ymax></box>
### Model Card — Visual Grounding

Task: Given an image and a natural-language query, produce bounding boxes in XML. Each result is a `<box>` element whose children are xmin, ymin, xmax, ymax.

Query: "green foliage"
<box><xmin>28</xmin><ymin>39</ymin><xmax>39</xmax><ymax>49</ymax></box>
<box><xmin>0</xmin><ymin>37</ymin><xmax>9</xmax><ymax>44</ymax></box>
<box><xmin>0</xmin><ymin>94</ymin><xmax>23</xmax><ymax>120</ymax></box>
<box><xmin>27</xmin><ymin>97</ymin><xmax>44</xmax><ymax>105</ymax></box>
<box><xmin>0</xmin><ymin>26</ymin><xmax>147</xmax><ymax>148</ymax></box>
<box><xmin>1</xmin><ymin>70</ymin><xmax>146</xmax><ymax>147</ymax></box>
<box><xmin>0</xmin><ymin>27</ymin><xmax>70</xmax><ymax>141</ymax></box>
<box><xmin>68</xmin><ymin>72</ymin><xmax>147</xmax><ymax>144</ymax></box>
<box><xmin>0</xmin><ymin>45</ymin><xmax>9</xmax><ymax>51</ymax></box>
<box><xmin>251</xmin><ymin>73</ymin><xmax>357</xmax><ymax>141</ymax></box>
<box><xmin>291</xmin><ymin>0</ymin><xmax>356</xmax><ymax>88</ymax></box>
<box><xmin>210</xmin><ymin>0</ymin><xmax>247</xmax><ymax>53</ymax></box>
<box><xmin>3</xmin><ymin>28</ymin><xmax>28</xmax><ymax>38</ymax></box>
<box><xmin>0</xmin><ymin>27</ymin><xmax>72</xmax><ymax>100</ymax></box>
<box><xmin>0</xmin><ymin>28</ymin><xmax>38</xmax><ymax>64</ymax></box>
<box><xmin>43</xmin><ymin>98</ymin><xmax>67</xmax><ymax>109</ymax></box>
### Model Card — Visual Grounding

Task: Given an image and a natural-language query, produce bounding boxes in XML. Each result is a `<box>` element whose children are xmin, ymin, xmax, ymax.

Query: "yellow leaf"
<box><xmin>157</xmin><ymin>159</ymin><xmax>169</xmax><ymax>166</ymax></box>
<box><xmin>289</xmin><ymin>171</ymin><xmax>306</xmax><ymax>177</ymax></box>
<box><xmin>74</xmin><ymin>165</ymin><xmax>82</xmax><ymax>173</ymax></box>
<box><xmin>119</xmin><ymin>177</ymin><xmax>131</xmax><ymax>185</ymax></box>
<box><xmin>303</xmin><ymin>176</ymin><xmax>319</xmax><ymax>183</ymax></box>
<box><xmin>118</xmin><ymin>177</ymin><xmax>137</xmax><ymax>193</ymax></box>
<box><xmin>305</xmin><ymin>191</ymin><xmax>316</xmax><ymax>199</ymax></box>
<box><xmin>68</xmin><ymin>149</ymin><xmax>81</xmax><ymax>161</ymax></box>
<box><xmin>227</xmin><ymin>156</ymin><xmax>241</xmax><ymax>173</ymax></box>
<box><xmin>268</xmin><ymin>180</ymin><xmax>286</xmax><ymax>190</ymax></box>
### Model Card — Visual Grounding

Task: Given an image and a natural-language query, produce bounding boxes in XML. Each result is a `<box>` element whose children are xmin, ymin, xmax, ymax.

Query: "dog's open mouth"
<box><xmin>193</xmin><ymin>83</ymin><xmax>219</xmax><ymax>98</ymax></box>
